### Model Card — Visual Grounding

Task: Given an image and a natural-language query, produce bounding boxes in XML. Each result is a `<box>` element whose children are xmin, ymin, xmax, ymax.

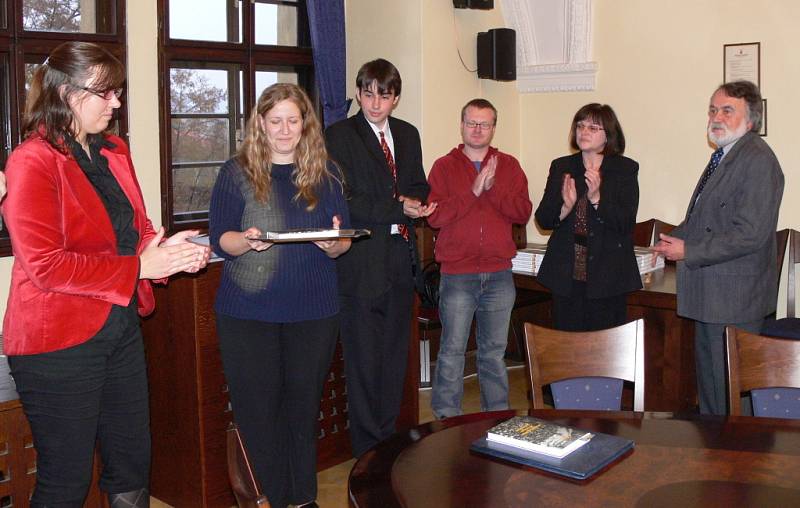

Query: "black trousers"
<box><xmin>8</xmin><ymin>305</ymin><xmax>150</xmax><ymax>508</ymax></box>
<box><xmin>340</xmin><ymin>236</ymin><xmax>414</xmax><ymax>457</ymax></box>
<box><xmin>216</xmin><ymin>313</ymin><xmax>338</xmax><ymax>508</ymax></box>
<box><xmin>552</xmin><ymin>280</ymin><xmax>629</xmax><ymax>332</ymax></box>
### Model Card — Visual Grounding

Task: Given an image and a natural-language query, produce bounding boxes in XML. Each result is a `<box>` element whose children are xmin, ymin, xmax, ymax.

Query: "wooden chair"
<box><xmin>633</xmin><ymin>218</ymin><xmax>656</xmax><ymax>247</ymax></box>
<box><xmin>653</xmin><ymin>219</ymin><xmax>676</xmax><ymax>242</ymax></box>
<box><xmin>523</xmin><ymin>320</ymin><xmax>645</xmax><ymax>411</ymax></box>
<box><xmin>227</xmin><ymin>423</ymin><xmax>270</xmax><ymax>508</ymax></box>
<box><xmin>725</xmin><ymin>327</ymin><xmax>800</xmax><ymax>418</ymax></box>
<box><xmin>763</xmin><ymin>229</ymin><xmax>800</xmax><ymax>339</ymax></box>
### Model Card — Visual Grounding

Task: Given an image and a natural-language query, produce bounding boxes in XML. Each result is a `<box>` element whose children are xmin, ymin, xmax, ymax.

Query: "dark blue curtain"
<box><xmin>306</xmin><ymin>0</ymin><xmax>349</xmax><ymax>128</ymax></box>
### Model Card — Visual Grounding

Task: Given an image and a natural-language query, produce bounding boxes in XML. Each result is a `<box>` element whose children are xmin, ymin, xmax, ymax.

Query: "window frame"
<box><xmin>158</xmin><ymin>0</ymin><xmax>314</xmax><ymax>233</ymax></box>
<box><xmin>0</xmin><ymin>0</ymin><xmax>128</xmax><ymax>257</ymax></box>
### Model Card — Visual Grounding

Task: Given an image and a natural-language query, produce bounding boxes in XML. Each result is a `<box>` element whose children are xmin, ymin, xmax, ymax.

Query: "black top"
<box><xmin>67</xmin><ymin>136</ymin><xmax>139</xmax><ymax>313</ymax></box>
<box><xmin>67</xmin><ymin>137</ymin><xmax>138</xmax><ymax>256</ymax></box>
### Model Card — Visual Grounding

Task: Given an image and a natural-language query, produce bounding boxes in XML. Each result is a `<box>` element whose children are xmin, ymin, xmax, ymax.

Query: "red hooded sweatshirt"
<box><xmin>427</xmin><ymin>145</ymin><xmax>532</xmax><ymax>274</ymax></box>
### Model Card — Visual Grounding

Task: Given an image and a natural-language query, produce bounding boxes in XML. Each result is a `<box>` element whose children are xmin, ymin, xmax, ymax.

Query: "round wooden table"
<box><xmin>349</xmin><ymin>409</ymin><xmax>800</xmax><ymax>507</ymax></box>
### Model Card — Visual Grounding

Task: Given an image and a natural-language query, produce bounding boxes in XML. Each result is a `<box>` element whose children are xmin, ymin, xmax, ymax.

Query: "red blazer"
<box><xmin>1</xmin><ymin>134</ymin><xmax>158</xmax><ymax>355</ymax></box>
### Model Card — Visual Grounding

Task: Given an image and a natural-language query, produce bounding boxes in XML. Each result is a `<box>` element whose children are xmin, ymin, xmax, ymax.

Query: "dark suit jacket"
<box><xmin>534</xmin><ymin>153</ymin><xmax>642</xmax><ymax>299</ymax></box>
<box><xmin>671</xmin><ymin>131</ymin><xmax>784</xmax><ymax>323</ymax></box>
<box><xmin>325</xmin><ymin>111</ymin><xmax>430</xmax><ymax>298</ymax></box>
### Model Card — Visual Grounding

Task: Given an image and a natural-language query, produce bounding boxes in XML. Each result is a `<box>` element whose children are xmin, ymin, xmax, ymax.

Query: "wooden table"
<box><xmin>513</xmin><ymin>265</ymin><xmax>697</xmax><ymax>412</ymax></box>
<box><xmin>349</xmin><ymin>409</ymin><xmax>800</xmax><ymax>507</ymax></box>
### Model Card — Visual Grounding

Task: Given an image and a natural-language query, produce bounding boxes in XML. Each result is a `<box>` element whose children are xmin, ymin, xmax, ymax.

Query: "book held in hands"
<box><xmin>486</xmin><ymin>416</ymin><xmax>593</xmax><ymax>458</ymax></box>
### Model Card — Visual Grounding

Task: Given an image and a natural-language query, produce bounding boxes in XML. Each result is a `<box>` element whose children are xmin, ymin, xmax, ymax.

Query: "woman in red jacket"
<box><xmin>1</xmin><ymin>42</ymin><xmax>209</xmax><ymax>508</ymax></box>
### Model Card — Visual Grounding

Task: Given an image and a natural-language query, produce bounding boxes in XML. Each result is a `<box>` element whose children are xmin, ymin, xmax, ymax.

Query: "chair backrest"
<box><xmin>227</xmin><ymin>423</ymin><xmax>271</xmax><ymax>508</ymax></box>
<box><xmin>512</xmin><ymin>223</ymin><xmax>528</xmax><ymax>249</ymax></box>
<box><xmin>653</xmin><ymin>219</ymin><xmax>676</xmax><ymax>242</ymax></box>
<box><xmin>523</xmin><ymin>320</ymin><xmax>645</xmax><ymax>411</ymax></box>
<box><xmin>725</xmin><ymin>327</ymin><xmax>800</xmax><ymax>418</ymax></box>
<box><xmin>633</xmin><ymin>218</ymin><xmax>656</xmax><ymax>247</ymax></box>
<box><xmin>786</xmin><ymin>229</ymin><xmax>800</xmax><ymax>318</ymax></box>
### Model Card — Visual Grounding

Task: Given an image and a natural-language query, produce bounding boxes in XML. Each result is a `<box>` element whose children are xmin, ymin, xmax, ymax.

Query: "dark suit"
<box><xmin>325</xmin><ymin>111</ymin><xmax>429</xmax><ymax>456</ymax></box>
<box><xmin>671</xmin><ymin>131</ymin><xmax>784</xmax><ymax>414</ymax></box>
<box><xmin>535</xmin><ymin>153</ymin><xmax>642</xmax><ymax>330</ymax></box>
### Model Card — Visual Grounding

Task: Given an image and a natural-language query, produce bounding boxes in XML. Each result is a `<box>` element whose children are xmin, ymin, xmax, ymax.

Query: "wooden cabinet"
<box><xmin>141</xmin><ymin>262</ymin><xmax>419</xmax><ymax>507</ymax></box>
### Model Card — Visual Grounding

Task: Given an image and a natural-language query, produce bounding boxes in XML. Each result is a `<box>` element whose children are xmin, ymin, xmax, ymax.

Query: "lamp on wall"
<box><xmin>453</xmin><ymin>0</ymin><xmax>494</xmax><ymax>9</ymax></box>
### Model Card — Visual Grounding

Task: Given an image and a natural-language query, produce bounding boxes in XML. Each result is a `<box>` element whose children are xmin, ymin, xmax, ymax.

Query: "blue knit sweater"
<box><xmin>209</xmin><ymin>158</ymin><xmax>349</xmax><ymax>322</ymax></box>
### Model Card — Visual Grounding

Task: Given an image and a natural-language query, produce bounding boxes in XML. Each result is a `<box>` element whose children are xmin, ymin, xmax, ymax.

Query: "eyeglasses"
<box><xmin>576</xmin><ymin>122</ymin><xmax>604</xmax><ymax>133</ymax></box>
<box><xmin>464</xmin><ymin>120</ymin><xmax>494</xmax><ymax>130</ymax></box>
<box><xmin>79</xmin><ymin>86</ymin><xmax>124</xmax><ymax>100</ymax></box>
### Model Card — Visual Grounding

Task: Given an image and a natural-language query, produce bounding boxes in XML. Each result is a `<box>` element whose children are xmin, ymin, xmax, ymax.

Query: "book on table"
<box><xmin>471</xmin><ymin>416</ymin><xmax>635</xmax><ymax>480</ymax></box>
<box><xmin>485</xmin><ymin>416</ymin><xmax>593</xmax><ymax>458</ymax></box>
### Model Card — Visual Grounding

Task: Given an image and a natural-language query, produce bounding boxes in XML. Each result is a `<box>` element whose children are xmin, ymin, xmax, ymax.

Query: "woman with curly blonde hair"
<box><xmin>209</xmin><ymin>82</ymin><xmax>350</xmax><ymax>508</ymax></box>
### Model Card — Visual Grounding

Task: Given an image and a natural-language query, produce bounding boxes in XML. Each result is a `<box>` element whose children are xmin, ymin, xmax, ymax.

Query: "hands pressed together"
<box><xmin>472</xmin><ymin>155</ymin><xmax>497</xmax><ymax>197</ymax></box>
<box><xmin>559</xmin><ymin>166</ymin><xmax>602</xmax><ymax>221</ymax></box>
<box><xmin>139</xmin><ymin>228</ymin><xmax>211</xmax><ymax>279</ymax></box>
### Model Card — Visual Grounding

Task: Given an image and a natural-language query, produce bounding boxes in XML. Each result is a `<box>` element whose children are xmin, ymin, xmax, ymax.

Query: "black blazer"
<box><xmin>534</xmin><ymin>153</ymin><xmax>642</xmax><ymax>298</ymax></box>
<box><xmin>325</xmin><ymin>111</ymin><xmax>430</xmax><ymax>298</ymax></box>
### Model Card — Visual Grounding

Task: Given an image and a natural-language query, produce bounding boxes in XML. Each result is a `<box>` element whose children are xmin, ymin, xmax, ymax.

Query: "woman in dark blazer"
<box><xmin>535</xmin><ymin>103</ymin><xmax>641</xmax><ymax>331</ymax></box>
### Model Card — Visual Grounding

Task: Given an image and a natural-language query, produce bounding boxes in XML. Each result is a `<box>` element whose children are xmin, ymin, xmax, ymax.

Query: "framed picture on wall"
<box><xmin>724</xmin><ymin>42</ymin><xmax>760</xmax><ymax>88</ymax></box>
<box><xmin>759</xmin><ymin>98</ymin><xmax>767</xmax><ymax>137</ymax></box>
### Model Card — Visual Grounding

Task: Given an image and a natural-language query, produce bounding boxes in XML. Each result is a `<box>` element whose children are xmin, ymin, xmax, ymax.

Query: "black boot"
<box><xmin>108</xmin><ymin>489</ymin><xmax>150</xmax><ymax>508</ymax></box>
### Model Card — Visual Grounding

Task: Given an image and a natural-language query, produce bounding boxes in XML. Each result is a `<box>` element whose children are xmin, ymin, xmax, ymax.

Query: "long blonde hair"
<box><xmin>237</xmin><ymin>83</ymin><xmax>332</xmax><ymax>209</ymax></box>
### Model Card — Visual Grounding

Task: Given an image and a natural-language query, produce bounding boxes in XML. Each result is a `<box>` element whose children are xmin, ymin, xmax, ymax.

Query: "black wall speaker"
<box><xmin>477</xmin><ymin>28</ymin><xmax>516</xmax><ymax>81</ymax></box>
<box><xmin>453</xmin><ymin>0</ymin><xmax>494</xmax><ymax>9</ymax></box>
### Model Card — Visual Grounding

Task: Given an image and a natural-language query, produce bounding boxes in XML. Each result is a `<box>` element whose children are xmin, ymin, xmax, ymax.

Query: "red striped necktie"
<box><xmin>380</xmin><ymin>131</ymin><xmax>409</xmax><ymax>241</ymax></box>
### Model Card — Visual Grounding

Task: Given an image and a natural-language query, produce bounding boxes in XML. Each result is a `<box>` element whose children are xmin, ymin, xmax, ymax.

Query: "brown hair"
<box><xmin>236</xmin><ymin>83</ymin><xmax>334</xmax><ymax>209</ymax></box>
<box><xmin>356</xmin><ymin>58</ymin><xmax>402</xmax><ymax>96</ymax></box>
<box><xmin>24</xmin><ymin>41</ymin><xmax>125</xmax><ymax>151</ymax></box>
<box><xmin>568</xmin><ymin>103</ymin><xmax>626</xmax><ymax>156</ymax></box>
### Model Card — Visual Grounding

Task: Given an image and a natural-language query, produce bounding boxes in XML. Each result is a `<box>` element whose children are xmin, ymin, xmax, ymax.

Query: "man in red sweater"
<box><xmin>427</xmin><ymin>98</ymin><xmax>532</xmax><ymax>418</ymax></box>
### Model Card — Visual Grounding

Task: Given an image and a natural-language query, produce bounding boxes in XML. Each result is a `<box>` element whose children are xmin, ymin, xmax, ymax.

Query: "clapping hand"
<box><xmin>140</xmin><ymin>227</ymin><xmax>211</xmax><ymax>279</ymax></box>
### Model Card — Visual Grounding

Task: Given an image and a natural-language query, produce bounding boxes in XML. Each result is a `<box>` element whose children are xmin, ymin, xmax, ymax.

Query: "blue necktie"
<box><xmin>689</xmin><ymin>148</ymin><xmax>724</xmax><ymax>216</ymax></box>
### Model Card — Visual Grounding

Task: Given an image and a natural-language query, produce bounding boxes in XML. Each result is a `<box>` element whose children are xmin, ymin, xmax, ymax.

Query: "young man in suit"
<box><xmin>426</xmin><ymin>99</ymin><xmax>532</xmax><ymax>419</ymax></box>
<box><xmin>325</xmin><ymin>59</ymin><xmax>435</xmax><ymax>457</ymax></box>
<box><xmin>653</xmin><ymin>81</ymin><xmax>784</xmax><ymax>415</ymax></box>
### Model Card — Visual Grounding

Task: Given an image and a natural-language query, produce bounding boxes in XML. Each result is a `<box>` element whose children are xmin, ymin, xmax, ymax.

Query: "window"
<box><xmin>160</xmin><ymin>0</ymin><xmax>313</xmax><ymax>231</ymax></box>
<box><xmin>0</xmin><ymin>0</ymin><xmax>127</xmax><ymax>256</ymax></box>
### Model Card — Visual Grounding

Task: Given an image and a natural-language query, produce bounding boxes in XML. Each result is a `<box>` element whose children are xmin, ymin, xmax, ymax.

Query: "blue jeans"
<box><xmin>431</xmin><ymin>270</ymin><xmax>516</xmax><ymax>418</ymax></box>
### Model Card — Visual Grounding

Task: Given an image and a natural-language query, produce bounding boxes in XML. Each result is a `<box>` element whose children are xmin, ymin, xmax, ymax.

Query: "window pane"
<box><xmin>169</xmin><ymin>0</ymin><xmax>242</xmax><ymax>43</ymax></box>
<box><xmin>172</xmin><ymin>166</ymin><xmax>220</xmax><ymax>220</ymax></box>
<box><xmin>23</xmin><ymin>0</ymin><xmax>116</xmax><ymax>34</ymax></box>
<box><xmin>255</xmin><ymin>2</ymin><xmax>297</xmax><ymax>46</ymax></box>
<box><xmin>171</xmin><ymin>118</ymin><xmax>230</xmax><ymax>164</ymax></box>
<box><xmin>255</xmin><ymin>67</ymin><xmax>298</xmax><ymax>100</ymax></box>
<box><xmin>0</xmin><ymin>0</ymin><xmax>7</xmax><ymax>30</ymax></box>
<box><xmin>170</xmin><ymin>68</ymin><xmax>230</xmax><ymax>115</ymax></box>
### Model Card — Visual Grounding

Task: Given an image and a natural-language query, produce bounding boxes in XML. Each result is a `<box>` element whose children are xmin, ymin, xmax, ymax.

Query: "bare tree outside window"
<box><xmin>23</xmin><ymin>0</ymin><xmax>81</xmax><ymax>32</ymax></box>
<box><xmin>170</xmin><ymin>68</ymin><xmax>231</xmax><ymax>219</ymax></box>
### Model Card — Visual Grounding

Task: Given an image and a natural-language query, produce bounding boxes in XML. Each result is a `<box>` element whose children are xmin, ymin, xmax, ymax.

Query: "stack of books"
<box><xmin>635</xmin><ymin>247</ymin><xmax>664</xmax><ymax>275</ymax></box>
<box><xmin>511</xmin><ymin>244</ymin><xmax>547</xmax><ymax>275</ymax></box>
<box><xmin>471</xmin><ymin>415</ymin><xmax>634</xmax><ymax>480</ymax></box>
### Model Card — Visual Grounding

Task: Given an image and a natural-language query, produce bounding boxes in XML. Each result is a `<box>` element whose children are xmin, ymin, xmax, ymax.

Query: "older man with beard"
<box><xmin>653</xmin><ymin>81</ymin><xmax>784</xmax><ymax>415</ymax></box>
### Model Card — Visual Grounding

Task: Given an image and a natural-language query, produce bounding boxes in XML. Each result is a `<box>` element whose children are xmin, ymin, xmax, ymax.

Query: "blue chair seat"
<box><xmin>751</xmin><ymin>388</ymin><xmax>800</xmax><ymax>419</ymax></box>
<box><xmin>551</xmin><ymin>377</ymin><xmax>624</xmax><ymax>411</ymax></box>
